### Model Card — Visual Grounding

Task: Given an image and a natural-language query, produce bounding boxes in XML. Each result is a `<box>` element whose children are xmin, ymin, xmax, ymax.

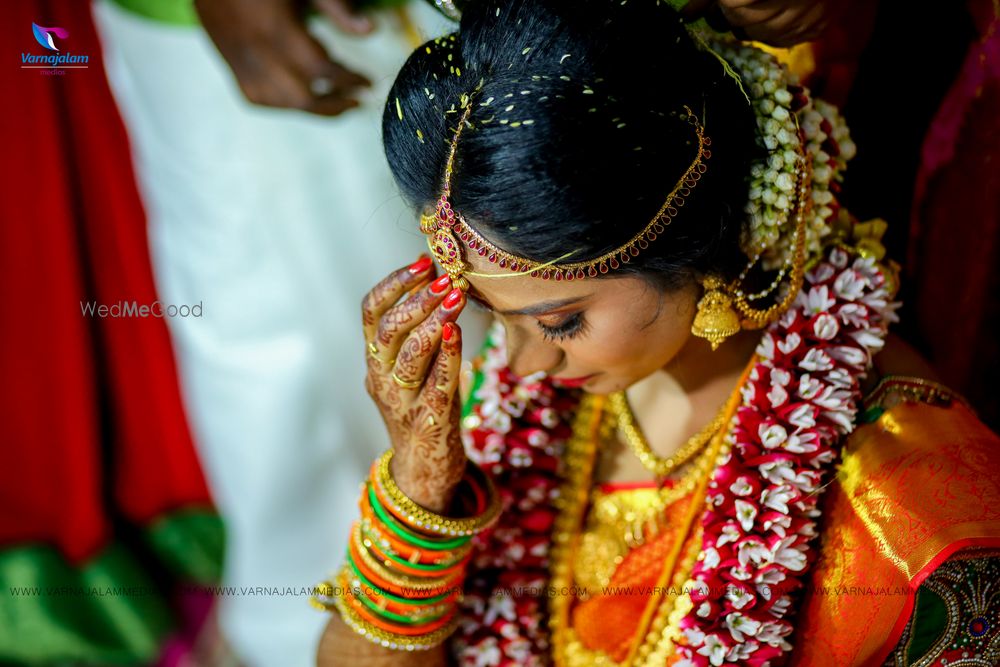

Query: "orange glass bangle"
<box><xmin>342</xmin><ymin>584</ymin><xmax>458</xmax><ymax>636</ymax></box>
<box><xmin>348</xmin><ymin>531</ymin><xmax>461</xmax><ymax>598</ymax></box>
<box><xmin>359</xmin><ymin>492</ymin><xmax>470</xmax><ymax>566</ymax></box>
<box><xmin>342</xmin><ymin>561</ymin><xmax>462</xmax><ymax>613</ymax></box>
<box><xmin>336</xmin><ymin>568</ymin><xmax>457</xmax><ymax>623</ymax></box>
<box><xmin>355</xmin><ymin>519</ymin><xmax>468</xmax><ymax>582</ymax></box>
<box><xmin>360</xmin><ymin>517</ymin><xmax>468</xmax><ymax>569</ymax></box>
<box><xmin>349</xmin><ymin>550</ymin><xmax>456</xmax><ymax>601</ymax></box>
<box><xmin>359</xmin><ymin>495</ymin><xmax>425</xmax><ymax>559</ymax></box>
<box><xmin>365</xmin><ymin>533</ymin><xmax>472</xmax><ymax>580</ymax></box>
<box><xmin>359</xmin><ymin>583</ymin><xmax>460</xmax><ymax>617</ymax></box>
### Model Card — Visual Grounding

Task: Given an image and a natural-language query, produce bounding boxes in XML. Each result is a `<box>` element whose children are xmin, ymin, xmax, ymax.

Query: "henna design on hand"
<box><xmin>359</xmin><ymin>266</ymin><xmax>465</xmax><ymax>512</ymax></box>
<box><xmin>394</xmin><ymin>323</ymin><xmax>442</xmax><ymax>379</ymax></box>
<box><xmin>376</xmin><ymin>303</ymin><xmax>419</xmax><ymax>346</ymax></box>
<box><xmin>361</xmin><ymin>263</ymin><xmax>435</xmax><ymax>339</ymax></box>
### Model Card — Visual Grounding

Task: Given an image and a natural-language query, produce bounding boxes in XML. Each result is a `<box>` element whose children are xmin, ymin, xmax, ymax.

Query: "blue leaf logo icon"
<box><xmin>32</xmin><ymin>23</ymin><xmax>69</xmax><ymax>52</ymax></box>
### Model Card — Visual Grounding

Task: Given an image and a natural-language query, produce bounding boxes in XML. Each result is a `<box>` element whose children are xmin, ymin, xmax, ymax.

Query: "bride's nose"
<box><xmin>503</xmin><ymin>321</ymin><xmax>563</xmax><ymax>378</ymax></box>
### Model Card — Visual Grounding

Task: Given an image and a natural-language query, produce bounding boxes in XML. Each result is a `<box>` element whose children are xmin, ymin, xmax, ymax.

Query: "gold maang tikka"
<box><xmin>419</xmin><ymin>101</ymin><xmax>712</xmax><ymax>289</ymax></box>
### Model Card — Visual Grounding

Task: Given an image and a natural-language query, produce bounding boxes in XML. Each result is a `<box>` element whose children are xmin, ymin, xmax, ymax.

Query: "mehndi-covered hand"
<box><xmin>361</xmin><ymin>257</ymin><xmax>468</xmax><ymax>513</ymax></box>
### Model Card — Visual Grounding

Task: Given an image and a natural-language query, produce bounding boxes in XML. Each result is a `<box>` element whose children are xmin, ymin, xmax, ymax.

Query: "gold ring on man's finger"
<box><xmin>391</xmin><ymin>372</ymin><xmax>423</xmax><ymax>390</ymax></box>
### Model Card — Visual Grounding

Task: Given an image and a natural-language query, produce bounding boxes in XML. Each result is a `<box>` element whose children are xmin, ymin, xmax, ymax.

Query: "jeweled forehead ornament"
<box><xmin>419</xmin><ymin>101</ymin><xmax>711</xmax><ymax>290</ymax></box>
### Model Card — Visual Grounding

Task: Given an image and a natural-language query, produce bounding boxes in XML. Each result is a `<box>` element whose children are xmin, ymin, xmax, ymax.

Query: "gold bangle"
<box><xmin>330</xmin><ymin>590</ymin><xmax>459</xmax><ymax>650</ymax></box>
<box><xmin>316</xmin><ymin>568</ymin><xmax>459</xmax><ymax>650</ymax></box>
<box><xmin>374</xmin><ymin>450</ymin><xmax>502</xmax><ymax>537</ymax></box>
<box><xmin>391</xmin><ymin>372</ymin><xmax>423</xmax><ymax>390</ymax></box>
<box><xmin>350</xmin><ymin>523</ymin><xmax>460</xmax><ymax>591</ymax></box>
<box><xmin>336</xmin><ymin>565</ymin><xmax>457</xmax><ymax>622</ymax></box>
<box><xmin>360</xmin><ymin>516</ymin><xmax>472</xmax><ymax>567</ymax></box>
<box><xmin>309</xmin><ymin>579</ymin><xmax>337</xmax><ymax>612</ymax></box>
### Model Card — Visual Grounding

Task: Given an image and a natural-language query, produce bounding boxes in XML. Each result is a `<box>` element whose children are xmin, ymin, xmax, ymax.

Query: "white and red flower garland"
<box><xmin>675</xmin><ymin>246</ymin><xmax>897</xmax><ymax>666</ymax></box>
<box><xmin>451</xmin><ymin>245</ymin><xmax>897</xmax><ymax>667</ymax></box>
<box><xmin>453</xmin><ymin>326</ymin><xmax>576</xmax><ymax>667</ymax></box>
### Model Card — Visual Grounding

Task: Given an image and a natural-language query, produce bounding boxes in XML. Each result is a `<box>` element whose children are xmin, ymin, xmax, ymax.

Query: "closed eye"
<box><xmin>537</xmin><ymin>313</ymin><xmax>587</xmax><ymax>342</ymax></box>
<box><xmin>465</xmin><ymin>288</ymin><xmax>588</xmax><ymax>342</ymax></box>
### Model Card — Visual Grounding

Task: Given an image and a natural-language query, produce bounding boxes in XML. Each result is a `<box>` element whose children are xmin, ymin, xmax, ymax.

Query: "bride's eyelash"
<box><xmin>467</xmin><ymin>293</ymin><xmax>586</xmax><ymax>342</ymax></box>
<box><xmin>537</xmin><ymin>313</ymin><xmax>587</xmax><ymax>342</ymax></box>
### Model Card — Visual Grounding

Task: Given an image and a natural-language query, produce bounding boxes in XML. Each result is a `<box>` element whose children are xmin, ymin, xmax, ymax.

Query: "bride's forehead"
<box><xmin>467</xmin><ymin>273</ymin><xmax>584</xmax><ymax>306</ymax></box>
<box><xmin>455</xmin><ymin>234</ymin><xmax>634</xmax><ymax>310</ymax></box>
<box><xmin>465</xmin><ymin>271</ymin><xmax>631</xmax><ymax>315</ymax></box>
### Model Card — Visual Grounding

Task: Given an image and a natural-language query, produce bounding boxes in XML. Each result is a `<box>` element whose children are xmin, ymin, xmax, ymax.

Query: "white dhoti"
<box><xmin>93</xmin><ymin>3</ymin><xmax>452</xmax><ymax>665</ymax></box>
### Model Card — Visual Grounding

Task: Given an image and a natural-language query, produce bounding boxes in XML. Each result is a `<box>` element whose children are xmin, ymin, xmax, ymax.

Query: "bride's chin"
<box><xmin>579</xmin><ymin>376</ymin><xmax>628</xmax><ymax>396</ymax></box>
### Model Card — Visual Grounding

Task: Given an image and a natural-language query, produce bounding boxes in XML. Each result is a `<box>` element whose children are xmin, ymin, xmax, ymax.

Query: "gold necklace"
<box><xmin>550</xmin><ymin>359</ymin><xmax>757</xmax><ymax>667</ymax></box>
<box><xmin>572</xmin><ymin>437</ymin><xmax>717</xmax><ymax>594</ymax></box>
<box><xmin>549</xmin><ymin>389</ymin><xmax>746</xmax><ymax>667</ymax></box>
<box><xmin>609</xmin><ymin>391</ymin><xmax>729</xmax><ymax>478</ymax></box>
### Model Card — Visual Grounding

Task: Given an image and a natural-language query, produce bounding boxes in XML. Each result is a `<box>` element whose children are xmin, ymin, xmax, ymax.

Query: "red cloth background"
<box><xmin>908</xmin><ymin>10</ymin><xmax>1000</xmax><ymax>429</ymax></box>
<box><xmin>0</xmin><ymin>0</ymin><xmax>215</xmax><ymax>563</ymax></box>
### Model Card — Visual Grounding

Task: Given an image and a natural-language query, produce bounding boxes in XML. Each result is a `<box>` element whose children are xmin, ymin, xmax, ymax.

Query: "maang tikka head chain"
<box><xmin>419</xmin><ymin>100</ymin><xmax>712</xmax><ymax>290</ymax></box>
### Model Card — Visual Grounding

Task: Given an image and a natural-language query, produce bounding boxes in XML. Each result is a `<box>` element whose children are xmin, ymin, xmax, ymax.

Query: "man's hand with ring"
<box><xmin>194</xmin><ymin>0</ymin><xmax>374</xmax><ymax>116</ymax></box>
<box><xmin>684</xmin><ymin>0</ymin><xmax>835</xmax><ymax>48</ymax></box>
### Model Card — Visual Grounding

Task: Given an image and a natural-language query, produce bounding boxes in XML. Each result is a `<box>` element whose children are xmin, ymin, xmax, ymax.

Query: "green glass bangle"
<box><xmin>348</xmin><ymin>578</ymin><xmax>451</xmax><ymax>626</ymax></box>
<box><xmin>346</xmin><ymin>556</ymin><xmax>454</xmax><ymax>607</ymax></box>
<box><xmin>360</xmin><ymin>520</ymin><xmax>466</xmax><ymax>571</ymax></box>
<box><xmin>368</xmin><ymin>484</ymin><xmax>470</xmax><ymax>550</ymax></box>
<box><xmin>347</xmin><ymin>527</ymin><xmax>458</xmax><ymax>592</ymax></box>
<box><xmin>366</xmin><ymin>527</ymin><xmax>464</xmax><ymax>573</ymax></box>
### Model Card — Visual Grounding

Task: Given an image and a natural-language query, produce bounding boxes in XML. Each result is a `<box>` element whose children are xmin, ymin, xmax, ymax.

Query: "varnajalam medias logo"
<box><xmin>32</xmin><ymin>23</ymin><xmax>67</xmax><ymax>51</ymax></box>
<box><xmin>22</xmin><ymin>22</ymin><xmax>89</xmax><ymax>70</ymax></box>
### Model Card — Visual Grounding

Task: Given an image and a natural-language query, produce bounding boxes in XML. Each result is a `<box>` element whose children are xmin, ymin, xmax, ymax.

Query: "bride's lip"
<box><xmin>551</xmin><ymin>374</ymin><xmax>597</xmax><ymax>388</ymax></box>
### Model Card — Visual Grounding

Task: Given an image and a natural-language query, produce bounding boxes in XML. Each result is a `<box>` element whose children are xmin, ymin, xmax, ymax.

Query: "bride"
<box><xmin>315</xmin><ymin>0</ymin><xmax>1000</xmax><ymax>664</ymax></box>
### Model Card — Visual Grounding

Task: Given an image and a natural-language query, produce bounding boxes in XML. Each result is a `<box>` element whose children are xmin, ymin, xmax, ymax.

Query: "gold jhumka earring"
<box><xmin>690</xmin><ymin>150</ymin><xmax>813</xmax><ymax>350</ymax></box>
<box><xmin>691</xmin><ymin>276</ymin><xmax>742</xmax><ymax>350</ymax></box>
<box><xmin>418</xmin><ymin>100</ymin><xmax>712</xmax><ymax>289</ymax></box>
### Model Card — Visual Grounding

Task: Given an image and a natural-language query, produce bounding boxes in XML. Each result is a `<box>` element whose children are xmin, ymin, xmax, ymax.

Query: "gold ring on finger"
<box><xmin>391</xmin><ymin>372</ymin><xmax>422</xmax><ymax>390</ymax></box>
<box><xmin>367</xmin><ymin>342</ymin><xmax>394</xmax><ymax>365</ymax></box>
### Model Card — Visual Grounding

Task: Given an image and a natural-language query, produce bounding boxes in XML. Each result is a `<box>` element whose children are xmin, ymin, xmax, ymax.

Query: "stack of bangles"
<box><xmin>311</xmin><ymin>450</ymin><xmax>501</xmax><ymax>651</ymax></box>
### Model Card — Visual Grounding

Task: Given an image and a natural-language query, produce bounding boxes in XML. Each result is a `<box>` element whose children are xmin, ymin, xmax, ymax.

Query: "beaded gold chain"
<box><xmin>731</xmin><ymin>151</ymin><xmax>812</xmax><ymax>329</ymax></box>
<box><xmin>548</xmin><ymin>394</ymin><xmax>608</xmax><ymax>667</ymax></box>
<box><xmin>609</xmin><ymin>392</ymin><xmax>730</xmax><ymax>478</ymax></box>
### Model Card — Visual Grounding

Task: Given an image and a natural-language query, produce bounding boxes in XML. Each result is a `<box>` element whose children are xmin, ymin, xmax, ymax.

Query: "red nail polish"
<box><xmin>442</xmin><ymin>288</ymin><xmax>463</xmax><ymax>310</ymax></box>
<box><xmin>408</xmin><ymin>256</ymin><xmax>432</xmax><ymax>275</ymax></box>
<box><xmin>442</xmin><ymin>322</ymin><xmax>456</xmax><ymax>342</ymax></box>
<box><xmin>430</xmin><ymin>275</ymin><xmax>451</xmax><ymax>294</ymax></box>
